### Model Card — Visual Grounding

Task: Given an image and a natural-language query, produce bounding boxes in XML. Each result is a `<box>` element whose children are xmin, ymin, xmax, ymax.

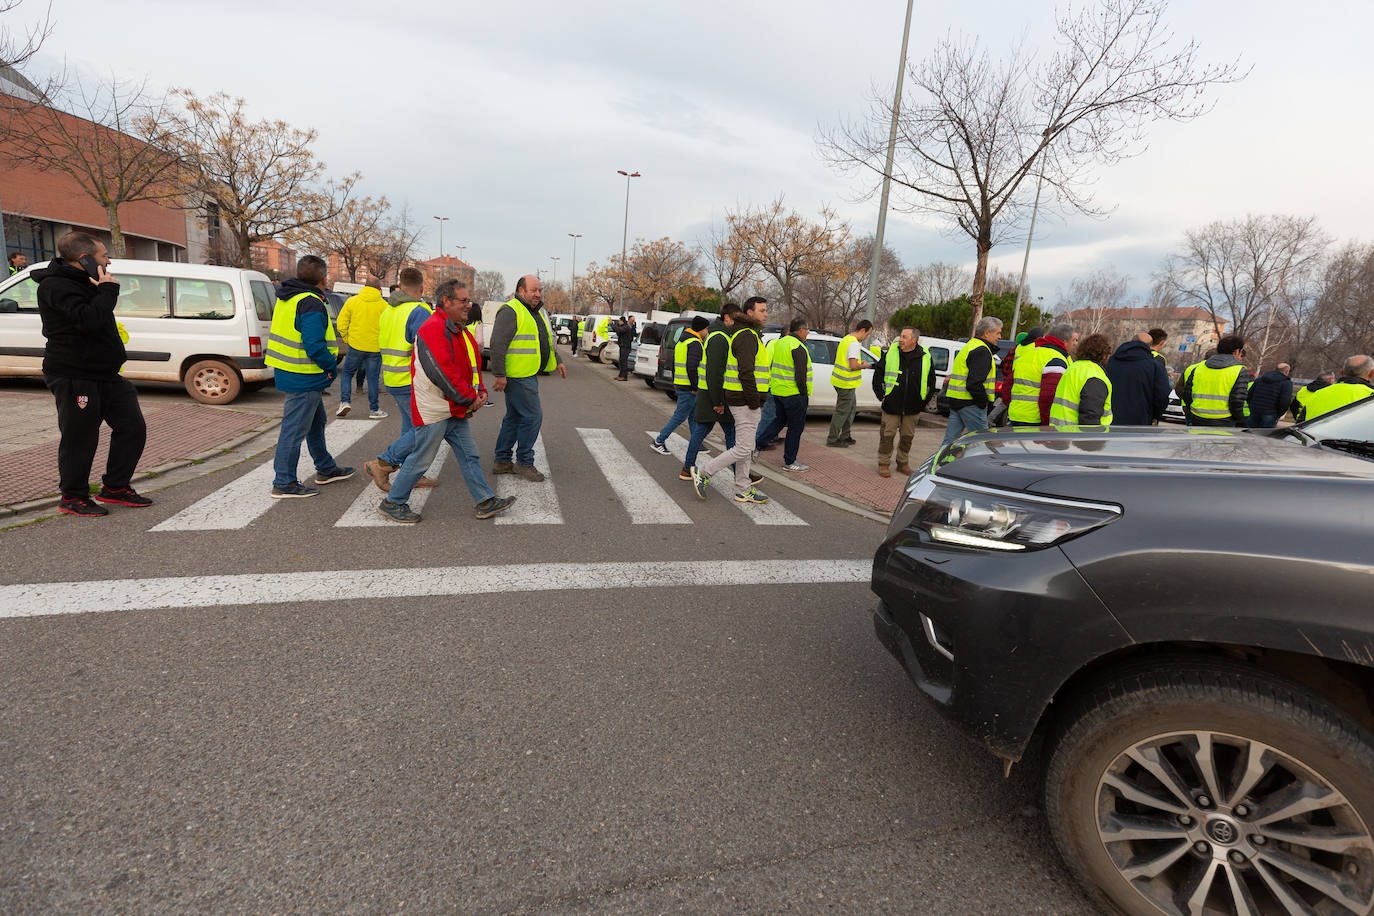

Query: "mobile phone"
<box><xmin>78</xmin><ymin>254</ymin><xmax>101</xmax><ymax>280</ymax></box>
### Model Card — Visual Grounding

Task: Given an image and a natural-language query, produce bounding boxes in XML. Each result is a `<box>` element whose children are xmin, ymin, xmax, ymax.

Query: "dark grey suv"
<box><xmin>872</xmin><ymin>398</ymin><xmax>1374</xmax><ymax>915</ymax></box>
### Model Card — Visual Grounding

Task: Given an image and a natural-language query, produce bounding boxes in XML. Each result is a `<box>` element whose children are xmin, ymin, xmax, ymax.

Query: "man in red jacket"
<box><xmin>377</xmin><ymin>279</ymin><xmax>516</xmax><ymax>523</ymax></box>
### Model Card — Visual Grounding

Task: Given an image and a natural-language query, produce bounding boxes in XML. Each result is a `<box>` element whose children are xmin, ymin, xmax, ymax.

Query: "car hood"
<box><xmin>937</xmin><ymin>425</ymin><xmax>1374</xmax><ymax>494</ymax></box>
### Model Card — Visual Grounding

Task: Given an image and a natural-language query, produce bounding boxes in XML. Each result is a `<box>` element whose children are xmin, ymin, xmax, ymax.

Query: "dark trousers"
<box><xmin>757</xmin><ymin>394</ymin><xmax>807</xmax><ymax>464</ymax></box>
<box><xmin>45</xmin><ymin>375</ymin><xmax>147</xmax><ymax>500</ymax></box>
<box><xmin>616</xmin><ymin>344</ymin><xmax>632</xmax><ymax>377</ymax></box>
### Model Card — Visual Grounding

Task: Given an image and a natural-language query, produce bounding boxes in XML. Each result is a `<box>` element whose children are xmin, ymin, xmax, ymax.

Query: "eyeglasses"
<box><xmin>448</xmin><ymin>297</ymin><xmax>471</xmax><ymax>304</ymax></box>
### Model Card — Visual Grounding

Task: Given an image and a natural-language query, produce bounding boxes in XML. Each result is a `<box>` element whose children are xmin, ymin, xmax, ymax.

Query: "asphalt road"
<box><xmin>0</xmin><ymin>357</ymin><xmax>1093</xmax><ymax>913</ymax></box>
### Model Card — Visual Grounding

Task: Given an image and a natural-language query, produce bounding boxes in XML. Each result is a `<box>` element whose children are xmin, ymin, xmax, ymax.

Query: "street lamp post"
<box><xmin>568</xmin><ymin>233</ymin><xmax>582</xmax><ymax>313</ymax></box>
<box><xmin>432</xmin><ymin>216</ymin><xmax>449</xmax><ymax>283</ymax></box>
<box><xmin>550</xmin><ymin>256</ymin><xmax>560</xmax><ymax>289</ymax></box>
<box><xmin>616</xmin><ymin>169</ymin><xmax>641</xmax><ymax>315</ymax></box>
<box><xmin>1010</xmin><ymin>128</ymin><xmax>1055</xmax><ymax>340</ymax></box>
<box><xmin>863</xmin><ymin>0</ymin><xmax>916</xmax><ymax>325</ymax></box>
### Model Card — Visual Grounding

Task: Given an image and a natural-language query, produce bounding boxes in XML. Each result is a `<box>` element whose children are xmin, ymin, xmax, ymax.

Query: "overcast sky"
<box><xmin>16</xmin><ymin>0</ymin><xmax>1374</xmax><ymax>305</ymax></box>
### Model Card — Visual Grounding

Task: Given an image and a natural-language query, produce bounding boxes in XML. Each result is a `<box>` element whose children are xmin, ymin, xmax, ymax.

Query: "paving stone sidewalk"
<box><xmin>0</xmin><ymin>391</ymin><xmax>277</xmax><ymax>510</ymax></box>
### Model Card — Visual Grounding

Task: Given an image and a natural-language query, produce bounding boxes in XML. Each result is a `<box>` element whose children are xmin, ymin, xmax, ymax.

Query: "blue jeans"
<box><xmin>684</xmin><ymin>417</ymin><xmax>736</xmax><ymax>470</ymax></box>
<box><xmin>655</xmin><ymin>390</ymin><xmax>697</xmax><ymax>445</ymax></box>
<box><xmin>941</xmin><ymin>402</ymin><xmax>990</xmax><ymax>448</ymax></box>
<box><xmin>273</xmin><ymin>389</ymin><xmax>339</xmax><ymax>488</ymax></box>
<box><xmin>494</xmin><ymin>376</ymin><xmax>542</xmax><ymax>466</ymax></box>
<box><xmin>755</xmin><ymin>395</ymin><xmax>779</xmax><ymax>444</ymax></box>
<box><xmin>1248</xmin><ymin>412</ymin><xmax>1277</xmax><ymax>429</ymax></box>
<box><xmin>339</xmin><ymin>350</ymin><xmax>381</xmax><ymax>410</ymax></box>
<box><xmin>388</xmin><ymin>416</ymin><xmax>494</xmax><ymax>507</ymax></box>
<box><xmin>379</xmin><ymin>385</ymin><xmax>415</xmax><ymax>466</ymax></box>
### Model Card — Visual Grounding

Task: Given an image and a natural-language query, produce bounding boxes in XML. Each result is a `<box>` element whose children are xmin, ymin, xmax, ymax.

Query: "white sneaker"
<box><xmin>368</xmin><ymin>409</ymin><xmax>388</xmax><ymax>419</ymax></box>
<box><xmin>783</xmin><ymin>462</ymin><xmax>809</xmax><ymax>472</ymax></box>
<box><xmin>335</xmin><ymin>403</ymin><xmax>351</xmax><ymax>418</ymax></box>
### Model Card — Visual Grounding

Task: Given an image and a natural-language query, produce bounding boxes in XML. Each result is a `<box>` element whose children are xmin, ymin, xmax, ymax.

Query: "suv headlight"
<box><xmin>901</xmin><ymin>474</ymin><xmax>1120</xmax><ymax>551</ymax></box>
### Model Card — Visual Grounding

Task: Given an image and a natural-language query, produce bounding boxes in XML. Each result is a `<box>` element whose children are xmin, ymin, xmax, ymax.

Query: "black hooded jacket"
<box><xmin>34</xmin><ymin>258</ymin><xmax>125</xmax><ymax>381</ymax></box>
<box><xmin>1105</xmin><ymin>340</ymin><xmax>1171</xmax><ymax>425</ymax></box>
<box><xmin>1247</xmin><ymin>369</ymin><xmax>1294</xmax><ymax>419</ymax></box>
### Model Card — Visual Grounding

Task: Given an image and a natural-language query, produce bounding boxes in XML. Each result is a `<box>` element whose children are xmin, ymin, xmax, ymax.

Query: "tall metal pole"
<box><xmin>616</xmin><ymin>170</ymin><xmax>640</xmax><ymax>315</ymax></box>
<box><xmin>550</xmin><ymin>256</ymin><xmax>560</xmax><ymax>288</ymax></box>
<box><xmin>568</xmin><ymin>233</ymin><xmax>582</xmax><ymax>312</ymax></box>
<box><xmin>863</xmin><ymin>0</ymin><xmax>915</xmax><ymax>326</ymax></box>
<box><xmin>432</xmin><ymin>216</ymin><xmax>448</xmax><ymax>284</ymax></box>
<box><xmin>1010</xmin><ymin>130</ymin><xmax>1052</xmax><ymax>339</ymax></box>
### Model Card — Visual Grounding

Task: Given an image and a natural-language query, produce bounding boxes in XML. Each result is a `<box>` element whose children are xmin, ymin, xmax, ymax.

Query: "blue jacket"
<box><xmin>1247</xmin><ymin>369</ymin><xmax>1293</xmax><ymax>419</ymax></box>
<box><xmin>273</xmin><ymin>277</ymin><xmax>338</xmax><ymax>392</ymax></box>
<box><xmin>1105</xmin><ymin>340</ymin><xmax>1171</xmax><ymax>425</ymax></box>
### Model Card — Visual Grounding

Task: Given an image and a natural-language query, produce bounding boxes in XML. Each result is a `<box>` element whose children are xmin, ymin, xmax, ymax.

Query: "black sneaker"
<box><xmin>94</xmin><ymin>485</ymin><xmax>153</xmax><ymax>507</ymax></box>
<box><xmin>59</xmin><ymin>497</ymin><xmax>108</xmax><ymax>517</ymax></box>
<box><xmin>475</xmin><ymin>495</ymin><xmax>517</xmax><ymax>519</ymax></box>
<box><xmin>314</xmin><ymin>466</ymin><xmax>355</xmax><ymax>485</ymax></box>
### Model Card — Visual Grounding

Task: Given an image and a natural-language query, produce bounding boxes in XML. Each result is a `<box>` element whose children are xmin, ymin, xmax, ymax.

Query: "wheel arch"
<box><xmin>179</xmin><ymin>353</ymin><xmax>243</xmax><ymax>381</ymax></box>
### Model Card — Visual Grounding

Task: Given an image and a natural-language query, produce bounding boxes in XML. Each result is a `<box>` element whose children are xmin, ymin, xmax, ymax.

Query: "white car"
<box><xmin>763</xmin><ymin>331</ymin><xmax>882</xmax><ymax>414</ymax></box>
<box><xmin>0</xmin><ymin>259</ymin><xmax>277</xmax><ymax>404</ymax></box>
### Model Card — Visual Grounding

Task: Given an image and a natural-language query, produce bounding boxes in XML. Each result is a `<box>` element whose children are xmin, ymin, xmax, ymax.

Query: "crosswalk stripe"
<box><xmin>493</xmin><ymin>435</ymin><xmax>563</xmax><ymax>525</ymax></box>
<box><xmin>151</xmin><ymin>420</ymin><xmax>376</xmax><ymax>531</ymax></box>
<box><xmin>577</xmin><ymin>428</ymin><xmax>692</xmax><ymax>524</ymax></box>
<box><xmin>0</xmin><ymin>560</ymin><xmax>872</xmax><ymax>618</ymax></box>
<box><xmin>655</xmin><ymin>432</ymin><xmax>808</xmax><ymax>526</ymax></box>
<box><xmin>334</xmin><ymin>450</ymin><xmax>447</xmax><ymax>527</ymax></box>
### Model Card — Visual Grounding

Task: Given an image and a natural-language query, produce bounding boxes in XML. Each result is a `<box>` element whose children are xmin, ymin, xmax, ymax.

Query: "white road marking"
<box><xmin>577</xmin><ymin>428</ymin><xmax>692</xmax><ymax>524</ymax></box>
<box><xmin>0</xmin><ymin>560</ymin><xmax>871</xmax><ymax>619</ymax></box>
<box><xmin>493</xmin><ymin>435</ymin><xmax>563</xmax><ymax>525</ymax></box>
<box><xmin>655</xmin><ymin>431</ymin><xmax>808</xmax><ymax>526</ymax></box>
<box><xmin>334</xmin><ymin>450</ymin><xmax>447</xmax><ymax>527</ymax></box>
<box><xmin>151</xmin><ymin>420</ymin><xmax>376</xmax><ymax>531</ymax></box>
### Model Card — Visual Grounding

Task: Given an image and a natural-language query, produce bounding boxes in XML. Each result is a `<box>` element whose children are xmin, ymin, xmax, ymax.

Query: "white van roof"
<box><xmin>104</xmin><ymin>259</ymin><xmax>273</xmax><ymax>284</ymax></box>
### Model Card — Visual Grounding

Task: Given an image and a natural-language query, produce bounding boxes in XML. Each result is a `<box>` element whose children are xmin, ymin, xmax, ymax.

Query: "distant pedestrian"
<box><xmin>1177</xmin><ymin>335</ymin><xmax>1253</xmax><ymax>427</ymax></box>
<box><xmin>826</xmin><ymin>319</ymin><xmax>874</xmax><ymax>447</ymax></box>
<box><xmin>8</xmin><ymin>251</ymin><xmax>27</xmax><ymax>275</ymax></box>
<box><xmin>649</xmin><ymin>315</ymin><xmax>709</xmax><ymax>460</ymax></box>
<box><xmin>34</xmin><ymin>231</ymin><xmax>150</xmax><ymax>516</ymax></box>
<box><xmin>364</xmin><ymin>266</ymin><xmax>437</xmax><ymax>491</ymax></box>
<box><xmin>1105</xmin><ymin>334</ymin><xmax>1170</xmax><ymax>425</ymax></box>
<box><xmin>692</xmin><ymin>296</ymin><xmax>771</xmax><ymax>504</ymax></box>
<box><xmin>377</xmin><ymin>279</ymin><xmax>515</xmax><ymax>523</ymax></box>
<box><xmin>877</xmin><ymin>326</ymin><xmax>935</xmax><ymax>477</ymax></box>
<box><xmin>1246</xmin><ymin>362</ymin><xmax>1294</xmax><ymax>429</ymax></box>
<box><xmin>757</xmin><ymin>317</ymin><xmax>812</xmax><ymax>472</ymax></box>
<box><xmin>264</xmin><ymin>255</ymin><xmax>354</xmax><ymax>498</ymax></box>
<box><xmin>489</xmin><ymin>274</ymin><xmax>565</xmax><ymax>481</ymax></box>
<box><xmin>335</xmin><ymin>278</ymin><xmax>388</xmax><ymax>418</ymax></box>
<box><xmin>571</xmin><ymin>316</ymin><xmax>583</xmax><ymax>355</ymax></box>
<box><xmin>1298</xmin><ymin>356</ymin><xmax>1374</xmax><ymax>421</ymax></box>
<box><xmin>1050</xmin><ymin>333</ymin><xmax>1114</xmax><ymax>428</ymax></box>
<box><xmin>1292</xmin><ymin>370</ymin><xmax>1336</xmax><ymax>421</ymax></box>
<box><xmin>612</xmin><ymin>313</ymin><xmax>636</xmax><ymax>380</ymax></box>
<box><xmin>941</xmin><ymin>316</ymin><xmax>1002</xmax><ymax>448</ymax></box>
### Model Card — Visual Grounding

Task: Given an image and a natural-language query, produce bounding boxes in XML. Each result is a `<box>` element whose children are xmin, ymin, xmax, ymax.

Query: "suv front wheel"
<box><xmin>1045</xmin><ymin>659</ymin><xmax>1374</xmax><ymax>915</ymax></box>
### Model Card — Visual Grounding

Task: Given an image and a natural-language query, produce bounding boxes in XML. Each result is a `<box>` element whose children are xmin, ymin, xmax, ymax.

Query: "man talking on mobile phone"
<box><xmin>34</xmin><ymin>231</ymin><xmax>151</xmax><ymax>517</ymax></box>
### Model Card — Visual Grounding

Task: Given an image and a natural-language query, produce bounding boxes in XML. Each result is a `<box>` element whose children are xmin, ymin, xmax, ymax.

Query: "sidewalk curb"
<box><xmin>0</xmin><ymin>419</ymin><xmax>282</xmax><ymax>519</ymax></box>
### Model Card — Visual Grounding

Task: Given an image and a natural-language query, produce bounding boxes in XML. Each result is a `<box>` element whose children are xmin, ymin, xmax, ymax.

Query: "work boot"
<box><xmin>492</xmin><ymin>461</ymin><xmax>515</xmax><ymax>475</ymax></box>
<box><xmin>896</xmin><ymin>463</ymin><xmax>913</xmax><ymax>476</ymax></box>
<box><xmin>878</xmin><ymin>465</ymin><xmax>892</xmax><ymax>478</ymax></box>
<box><xmin>365</xmin><ymin>458</ymin><xmax>396</xmax><ymax>492</ymax></box>
<box><xmin>515</xmin><ymin>464</ymin><xmax>545</xmax><ymax>482</ymax></box>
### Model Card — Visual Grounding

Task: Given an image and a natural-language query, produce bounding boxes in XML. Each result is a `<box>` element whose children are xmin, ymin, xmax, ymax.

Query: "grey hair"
<box><xmin>1049</xmin><ymin>322</ymin><xmax>1076</xmax><ymax>342</ymax></box>
<box><xmin>1342</xmin><ymin>354</ymin><xmax>1374</xmax><ymax>377</ymax></box>
<box><xmin>901</xmin><ymin>325</ymin><xmax>919</xmax><ymax>337</ymax></box>
<box><xmin>974</xmin><ymin>316</ymin><xmax>1003</xmax><ymax>337</ymax></box>
<box><xmin>434</xmin><ymin>278</ymin><xmax>468</xmax><ymax>305</ymax></box>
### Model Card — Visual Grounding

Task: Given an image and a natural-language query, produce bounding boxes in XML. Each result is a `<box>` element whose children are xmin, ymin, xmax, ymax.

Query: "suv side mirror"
<box><xmin>0</xmin><ymin>298</ymin><xmax>17</xmax><ymax>313</ymax></box>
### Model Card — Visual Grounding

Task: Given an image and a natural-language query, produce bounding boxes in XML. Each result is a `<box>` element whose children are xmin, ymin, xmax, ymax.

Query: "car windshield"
<box><xmin>1294</xmin><ymin>396</ymin><xmax>1374</xmax><ymax>458</ymax></box>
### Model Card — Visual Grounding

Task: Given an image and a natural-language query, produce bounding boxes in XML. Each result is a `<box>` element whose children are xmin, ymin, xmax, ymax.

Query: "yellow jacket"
<box><xmin>337</xmin><ymin>286</ymin><xmax>387</xmax><ymax>352</ymax></box>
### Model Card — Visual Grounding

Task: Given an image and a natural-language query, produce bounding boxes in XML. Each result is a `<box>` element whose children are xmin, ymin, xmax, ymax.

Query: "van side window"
<box><xmin>928</xmin><ymin>347</ymin><xmax>950</xmax><ymax>372</ymax></box>
<box><xmin>173</xmin><ymin>278</ymin><xmax>235</xmax><ymax>319</ymax></box>
<box><xmin>114</xmin><ymin>276</ymin><xmax>169</xmax><ymax>318</ymax></box>
<box><xmin>0</xmin><ymin>276</ymin><xmax>39</xmax><ymax>313</ymax></box>
<box><xmin>250</xmin><ymin>280</ymin><xmax>275</xmax><ymax>322</ymax></box>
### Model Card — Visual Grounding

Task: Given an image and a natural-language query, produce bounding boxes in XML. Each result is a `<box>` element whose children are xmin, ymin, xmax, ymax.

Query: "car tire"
<box><xmin>1044</xmin><ymin>657</ymin><xmax>1374</xmax><ymax>916</ymax></box>
<box><xmin>666</xmin><ymin>389</ymin><xmax>678</xmax><ymax>402</ymax></box>
<box><xmin>643</xmin><ymin>376</ymin><xmax>656</xmax><ymax>389</ymax></box>
<box><xmin>184</xmin><ymin>359</ymin><xmax>242</xmax><ymax>405</ymax></box>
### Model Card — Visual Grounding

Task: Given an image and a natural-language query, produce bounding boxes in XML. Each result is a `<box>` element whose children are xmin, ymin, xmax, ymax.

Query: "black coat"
<box><xmin>34</xmin><ymin>258</ymin><xmax>125</xmax><ymax>381</ymax></box>
<box><xmin>1247</xmin><ymin>370</ymin><xmax>1294</xmax><ymax>419</ymax></box>
<box><xmin>1105</xmin><ymin>340</ymin><xmax>1171</xmax><ymax>425</ymax></box>
<box><xmin>881</xmin><ymin>345</ymin><xmax>938</xmax><ymax>416</ymax></box>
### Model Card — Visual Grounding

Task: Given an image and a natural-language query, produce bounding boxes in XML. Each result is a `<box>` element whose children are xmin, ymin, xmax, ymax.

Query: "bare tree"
<box><xmin>728</xmin><ymin>197</ymin><xmax>850</xmax><ymax>313</ymax></box>
<box><xmin>471</xmin><ymin>269</ymin><xmax>507</xmax><ymax>305</ymax></box>
<box><xmin>1291</xmin><ymin>244</ymin><xmax>1374</xmax><ymax>374</ymax></box>
<box><xmin>167</xmin><ymin>90</ymin><xmax>357</xmax><ymax>267</ymax></box>
<box><xmin>0</xmin><ymin>74</ymin><xmax>185</xmax><ymax>256</ymax></box>
<box><xmin>697</xmin><ymin>220</ymin><xmax>752</xmax><ymax>307</ymax></box>
<box><xmin>618</xmin><ymin>237</ymin><xmax>701</xmax><ymax>309</ymax></box>
<box><xmin>1055</xmin><ymin>267</ymin><xmax>1133</xmax><ymax>335</ymax></box>
<box><xmin>1160</xmin><ymin>214</ymin><xmax>1329</xmax><ymax>371</ymax></box>
<box><xmin>908</xmin><ymin>261</ymin><xmax>971</xmax><ymax>306</ymax></box>
<box><xmin>0</xmin><ymin>0</ymin><xmax>52</xmax><ymax>72</ymax></box>
<box><xmin>362</xmin><ymin>204</ymin><xmax>422</xmax><ymax>287</ymax></box>
<box><xmin>822</xmin><ymin>0</ymin><xmax>1244</xmax><ymax>331</ymax></box>
<box><xmin>292</xmin><ymin>195</ymin><xmax>389</xmax><ymax>283</ymax></box>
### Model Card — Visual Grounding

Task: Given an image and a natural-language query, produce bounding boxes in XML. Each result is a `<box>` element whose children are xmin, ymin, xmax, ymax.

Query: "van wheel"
<box><xmin>643</xmin><ymin>377</ymin><xmax>656</xmax><ymax>389</ymax></box>
<box><xmin>667</xmin><ymin>389</ymin><xmax>678</xmax><ymax>402</ymax></box>
<box><xmin>1044</xmin><ymin>658</ymin><xmax>1374</xmax><ymax>916</ymax></box>
<box><xmin>589</xmin><ymin>346</ymin><xmax>603</xmax><ymax>363</ymax></box>
<box><xmin>184</xmin><ymin>359</ymin><xmax>242</xmax><ymax>405</ymax></box>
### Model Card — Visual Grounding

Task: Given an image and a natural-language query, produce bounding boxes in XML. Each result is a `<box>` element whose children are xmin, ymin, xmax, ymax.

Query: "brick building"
<box><xmin>0</xmin><ymin>93</ymin><xmax>189</xmax><ymax>264</ymax></box>
<box><xmin>1058</xmin><ymin>307</ymin><xmax>1226</xmax><ymax>369</ymax></box>
<box><xmin>416</xmin><ymin>255</ymin><xmax>475</xmax><ymax>296</ymax></box>
<box><xmin>250</xmin><ymin>239</ymin><xmax>297</xmax><ymax>279</ymax></box>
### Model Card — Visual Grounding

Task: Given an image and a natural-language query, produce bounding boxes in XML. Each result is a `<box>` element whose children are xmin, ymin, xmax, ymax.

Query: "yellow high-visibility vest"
<box><xmin>1049</xmin><ymin>360</ymin><xmax>1113</xmax><ymax>428</ymax></box>
<box><xmin>947</xmin><ymin>338</ymin><xmax>996</xmax><ymax>402</ymax></box>
<box><xmin>831</xmin><ymin>334</ymin><xmax>862</xmax><ymax>388</ymax></box>
<box><xmin>673</xmin><ymin>335</ymin><xmax>703</xmax><ymax>389</ymax></box>
<box><xmin>1303</xmin><ymin>381</ymin><xmax>1374</xmax><ymax>420</ymax></box>
<box><xmin>723</xmin><ymin>327</ymin><xmax>770</xmax><ymax>393</ymax></box>
<box><xmin>265</xmin><ymin>292</ymin><xmax>337</xmax><ymax>374</ymax></box>
<box><xmin>1186</xmin><ymin>362</ymin><xmax>1244</xmax><ymax>422</ymax></box>
<box><xmin>882</xmin><ymin>345</ymin><xmax>932</xmax><ymax>400</ymax></box>
<box><xmin>1009</xmin><ymin>345</ymin><xmax>1070</xmax><ymax>423</ymax></box>
<box><xmin>770</xmin><ymin>335</ymin><xmax>813</xmax><ymax>397</ymax></box>
<box><xmin>500</xmin><ymin>298</ymin><xmax>557</xmax><ymax>378</ymax></box>
<box><xmin>378</xmin><ymin>299</ymin><xmax>432</xmax><ymax>387</ymax></box>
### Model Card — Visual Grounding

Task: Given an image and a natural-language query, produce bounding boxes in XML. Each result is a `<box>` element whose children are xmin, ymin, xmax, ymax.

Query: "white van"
<box><xmin>762</xmin><ymin>330</ymin><xmax>882</xmax><ymax>415</ymax></box>
<box><xmin>0</xmin><ymin>259</ymin><xmax>277</xmax><ymax>405</ymax></box>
